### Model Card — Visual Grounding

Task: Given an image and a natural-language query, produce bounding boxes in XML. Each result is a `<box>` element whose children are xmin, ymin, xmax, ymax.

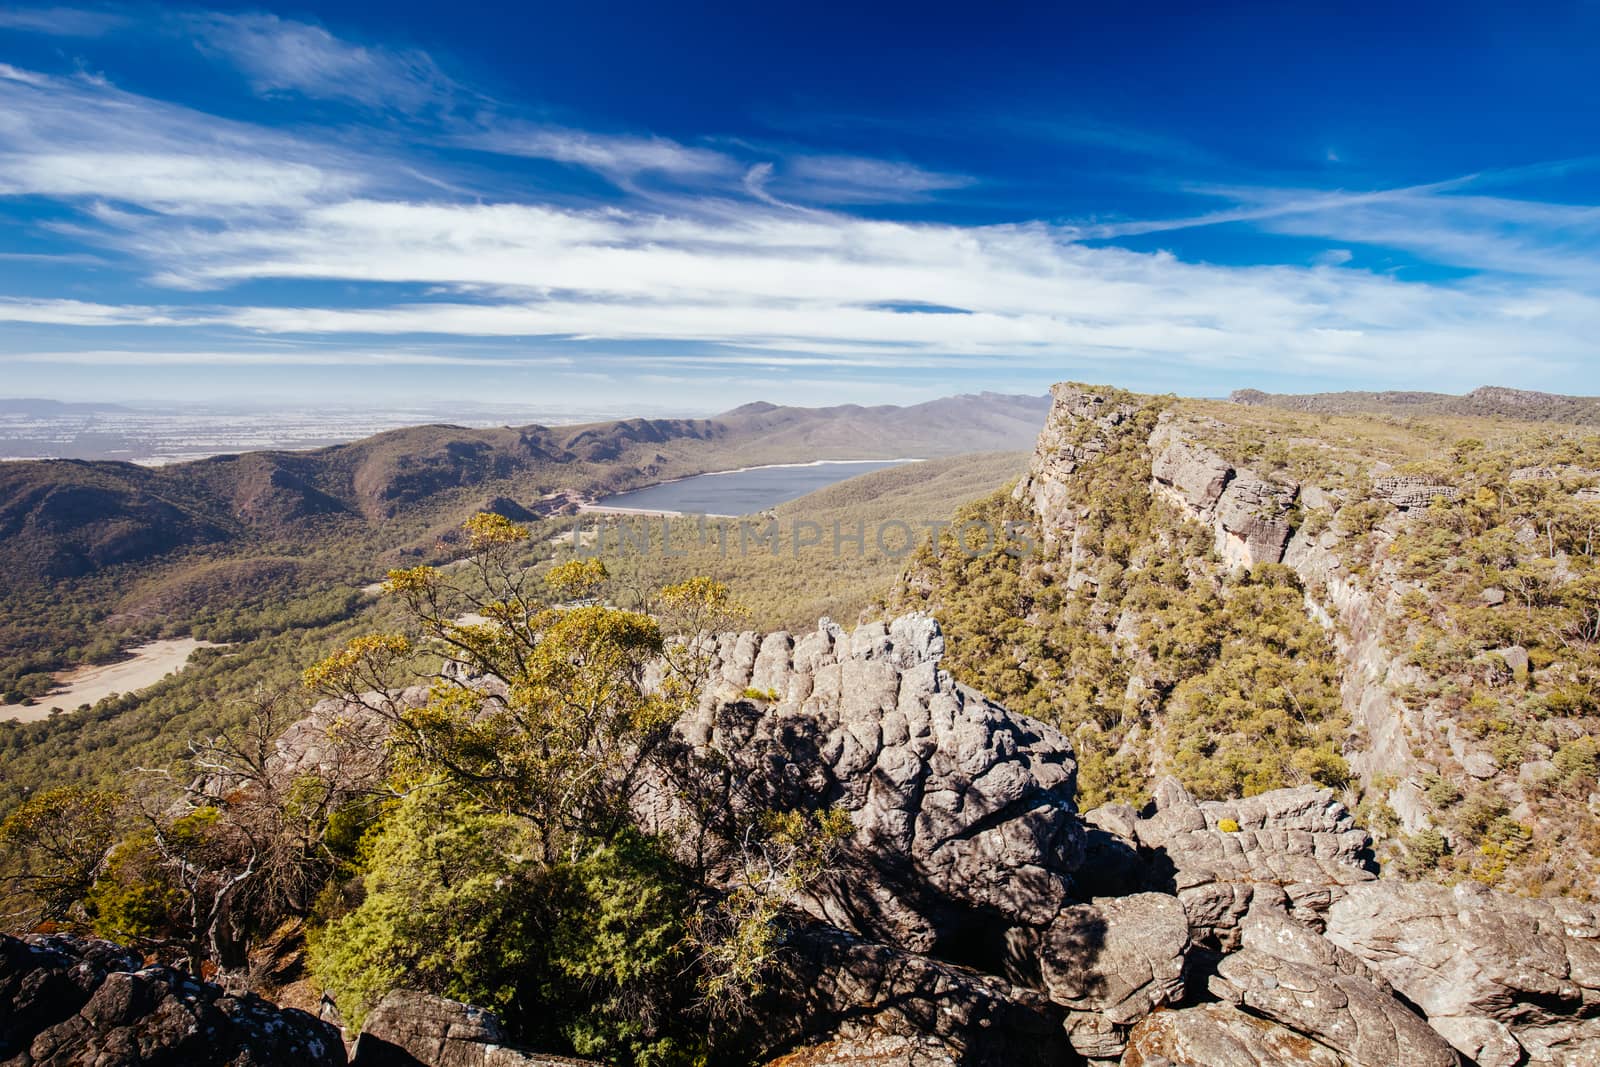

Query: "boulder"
<box><xmin>1372</xmin><ymin>477</ymin><xmax>1460</xmax><ymax>509</ymax></box>
<box><xmin>762</xmin><ymin>1032</ymin><xmax>966</xmax><ymax>1066</ymax></box>
<box><xmin>1150</xmin><ymin>431</ymin><xmax>1233</xmax><ymax>511</ymax></box>
<box><xmin>1324</xmin><ymin>881</ymin><xmax>1600</xmax><ymax>1066</ymax></box>
<box><xmin>1034</xmin><ymin>894</ymin><xmax>1190</xmax><ymax>1026</ymax></box>
<box><xmin>1085</xmin><ymin>780</ymin><xmax>1376</xmax><ymax>949</ymax></box>
<box><xmin>351</xmin><ymin>990</ymin><xmax>595</xmax><ymax>1066</ymax></box>
<box><xmin>741</xmin><ymin>924</ymin><xmax>1071</xmax><ymax>1067</ymax></box>
<box><xmin>1210</xmin><ymin>949</ymin><xmax>1459</xmax><ymax>1066</ymax></box>
<box><xmin>1</xmin><ymin>934</ymin><xmax>344</xmax><ymax>1067</ymax></box>
<box><xmin>1027</xmin><ymin>893</ymin><xmax>1190</xmax><ymax>1060</ymax></box>
<box><xmin>1123</xmin><ymin>1002</ymin><xmax>1352</xmax><ymax>1067</ymax></box>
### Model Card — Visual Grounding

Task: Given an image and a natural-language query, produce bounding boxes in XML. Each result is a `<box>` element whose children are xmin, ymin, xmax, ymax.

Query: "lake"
<box><xmin>592</xmin><ymin>459</ymin><xmax>914</xmax><ymax>515</ymax></box>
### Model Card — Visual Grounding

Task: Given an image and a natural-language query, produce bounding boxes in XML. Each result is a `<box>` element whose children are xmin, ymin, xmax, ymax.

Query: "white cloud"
<box><xmin>42</xmin><ymin>193</ymin><xmax>1598</xmax><ymax>389</ymax></box>
<box><xmin>183</xmin><ymin>12</ymin><xmax>456</xmax><ymax>112</ymax></box>
<box><xmin>0</xmin><ymin>347</ymin><xmax>572</xmax><ymax>367</ymax></box>
<box><xmin>0</xmin><ymin>298</ymin><xmax>190</xmax><ymax>326</ymax></box>
<box><xmin>0</xmin><ymin>151</ymin><xmax>342</xmax><ymax>210</ymax></box>
<box><xmin>0</xmin><ymin>21</ymin><xmax>1595</xmax><ymax>397</ymax></box>
<box><xmin>770</xmin><ymin>155</ymin><xmax>974</xmax><ymax>204</ymax></box>
<box><xmin>0</xmin><ymin>7</ymin><xmax>127</xmax><ymax>36</ymax></box>
<box><xmin>464</xmin><ymin>123</ymin><xmax>735</xmax><ymax>180</ymax></box>
<box><xmin>1077</xmin><ymin>172</ymin><xmax>1600</xmax><ymax>284</ymax></box>
<box><xmin>0</xmin><ymin>66</ymin><xmax>366</xmax><ymax>212</ymax></box>
<box><xmin>1259</xmin><ymin>190</ymin><xmax>1600</xmax><ymax>282</ymax></box>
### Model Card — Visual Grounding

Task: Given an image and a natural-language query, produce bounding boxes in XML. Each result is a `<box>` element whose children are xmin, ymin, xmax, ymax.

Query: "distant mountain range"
<box><xmin>0</xmin><ymin>393</ymin><xmax>1049</xmax><ymax>582</ymax></box>
<box><xmin>0</xmin><ymin>398</ymin><xmax>133</xmax><ymax>415</ymax></box>
<box><xmin>1230</xmin><ymin>385</ymin><xmax>1600</xmax><ymax>424</ymax></box>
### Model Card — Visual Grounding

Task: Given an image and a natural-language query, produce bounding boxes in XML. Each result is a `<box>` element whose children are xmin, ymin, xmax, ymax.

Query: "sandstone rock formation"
<box><xmin>645</xmin><ymin>613</ymin><xmax>1084</xmax><ymax>956</ymax></box>
<box><xmin>1148</xmin><ymin>419</ymin><xmax>1298</xmax><ymax>568</ymax></box>
<box><xmin>0</xmin><ymin>933</ymin><xmax>344</xmax><ymax>1066</ymax></box>
<box><xmin>1325</xmin><ymin>881</ymin><xmax>1600</xmax><ymax>1067</ymax></box>
<box><xmin>1371</xmin><ymin>475</ymin><xmax>1461</xmax><ymax>509</ymax></box>
<box><xmin>1013</xmin><ymin>383</ymin><xmax>1143</xmax><ymax>551</ymax></box>
<box><xmin>659</xmin><ymin>616</ymin><xmax>1600</xmax><ymax>1065</ymax></box>
<box><xmin>351</xmin><ymin>990</ymin><xmax>598</xmax><ymax>1066</ymax></box>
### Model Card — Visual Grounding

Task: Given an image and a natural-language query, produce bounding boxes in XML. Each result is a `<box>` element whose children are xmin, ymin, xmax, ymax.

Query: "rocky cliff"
<box><xmin>1004</xmin><ymin>382</ymin><xmax>1600</xmax><ymax>891</ymax></box>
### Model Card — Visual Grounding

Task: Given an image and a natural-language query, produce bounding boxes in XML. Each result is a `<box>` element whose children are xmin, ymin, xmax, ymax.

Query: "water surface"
<box><xmin>595</xmin><ymin>460</ymin><xmax>913</xmax><ymax>515</ymax></box>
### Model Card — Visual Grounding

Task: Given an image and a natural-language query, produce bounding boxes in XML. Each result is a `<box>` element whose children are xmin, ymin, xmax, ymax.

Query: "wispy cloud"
<box><xmin>0</xmin><ymin>6</ymin><xmax>1596</xmax><ymax>399</ymax></box>
<box><xmin>0</xmin><ymin>65</ymin><xmax>367</xmax><ymax>212</ymax></box>
<box><xmin>0</xmin><ymin>347</ymin><xmax>574</xmax><ymax>367</ymax></box>
<box><xmin>22</xmin><ymin>191</ymin><xmax>1600</xmax><ymax>390</ymax></box>
<box><xmin>462</xmin><ymin>123</ymin><xmax>736</xmax><ymax>181</ymax></box>
<box><xmin>764</xmin><ymin>155</ymin><xmax>974</xmax><ymax>205</ymax></box>
<box><xmin>0</xmin><ymin>297</ymin><xmax>190</xmax><ymax>326</ymax></box>
<box><xmin>0</xmin><ymin>6</ymin><xmax>460</xmax><ymax>112</ymax></box>
<box><xmin>1069</xmin><ymin>164</ymin><xmax>1600</xmax><ymax>284</ymax></box>
<box><xmin>0</xmin><ymin>6</ymin><xmax>128</xmax><ymax>36</ymax></box>
<box><xmin>182</xmin><ymin>12</ymin><xmax>458</xmax><ymax>113</ymax></box>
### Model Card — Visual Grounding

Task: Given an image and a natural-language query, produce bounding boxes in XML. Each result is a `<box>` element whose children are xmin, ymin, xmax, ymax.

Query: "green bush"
<box><xmin>311</xmin><ymin>789</ymin><xmax>699</xmax><ymax>1064</ymax></box>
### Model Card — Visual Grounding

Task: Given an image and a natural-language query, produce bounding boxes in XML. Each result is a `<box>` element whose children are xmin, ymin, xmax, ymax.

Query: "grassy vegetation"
<box><xmin>576</xmin><ymin>452</ymin><xmax>1028</xmax><ymax>630</ymax></box>
<box><xmin>899</xmin><ymin>389</ymin><xmax>1600</xmax><ymax>897</ymax></box>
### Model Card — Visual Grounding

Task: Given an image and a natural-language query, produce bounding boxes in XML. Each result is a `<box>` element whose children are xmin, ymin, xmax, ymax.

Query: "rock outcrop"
<box><xmin>1371</xmin><ymin>475</ymin><xmax>1461</xmax><ymax>509</ymax></box>
<box><xmin>351</xmin><ymin>990</ymin><xmax>598</xmax><ymax>1066</ymax></box>
<box><xmin>1085</xmin><ymin>779</ymin><xmax>1377</xmax><ymax>949</ymax></box>
<box><xmin>646</xmin><ymin>613</ymin><xmax>1084</xmax><ymax>957</ymax></box>
<box><xmin>0</xmin><ymin>934</ymin><xmax>344</xmax><ymax>1066</ymax></box>
<box><xmin>1325</xmin><ymin>881</ymin><xmax>1600</xmax><ymax>1067</ymax></box>
<box><xmin>1148</xmin><ymin>419</ymin><xmax>1298</xmax><ymax>568</ymax></box>
<box><xmin>746</xmin><ymin>924</ymin><xmax>1071</xmax><ymax>1067</ymax></box>
<box><xmin>248</xmin><ymin>567</ymin><xmax>1598</xmax><ymax>1066</ymax></box>
<box><xmin>651</xmin><ymin>616</ymin><xmax>1583</xmax><ymax>1066</ymax></box>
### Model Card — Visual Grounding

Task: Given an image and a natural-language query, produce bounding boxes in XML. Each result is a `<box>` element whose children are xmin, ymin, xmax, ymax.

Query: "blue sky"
<box><xmin>0</xmin><ymin>1</ymin><xmax>1597</xmax><ymax>411</ymax></box>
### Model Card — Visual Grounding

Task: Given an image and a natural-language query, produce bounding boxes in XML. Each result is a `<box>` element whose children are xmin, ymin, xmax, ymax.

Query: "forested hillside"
<box><xmin>0</xmin><ymin>452</ymin><xmax>1025</xmax><ymax>815</ymax></box>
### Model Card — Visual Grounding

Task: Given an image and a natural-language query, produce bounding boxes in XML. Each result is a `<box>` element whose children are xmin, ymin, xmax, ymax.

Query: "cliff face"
<box><xmin>1024</xmin><ymin>389</ymin><xmax>1423</xmax><ymax>813</ymax></box>
<box><xmin>1007</xmin><ymin>382</ymin><xmax>1600</xmax><ymax>893</ymax></box>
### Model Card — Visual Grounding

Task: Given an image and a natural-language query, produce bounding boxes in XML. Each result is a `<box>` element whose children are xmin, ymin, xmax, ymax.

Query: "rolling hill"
<box><xmin>1231</xmin><ymin>385</ymin><xmax>1600</xmax><ymax>424</ymax></box>
<box><xmin>0</xmin><ymin>393</ymin><xmax>1048</xmax><ymax>583</ymax></box>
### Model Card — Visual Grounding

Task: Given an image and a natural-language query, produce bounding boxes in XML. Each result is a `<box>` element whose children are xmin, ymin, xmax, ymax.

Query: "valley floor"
<box><xmin>0</xmin><ymin>637</ymin><xmax>221</xmax><ymax>722</ymax></box>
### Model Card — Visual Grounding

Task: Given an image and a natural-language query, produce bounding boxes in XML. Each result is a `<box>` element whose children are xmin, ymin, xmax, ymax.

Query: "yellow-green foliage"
<box><xmin>303</xmin><ymin>513</ymin><xmax>848</xmax><ymax>1062</ymax></box>
<box><xmin>0</xmin><ymin>785</ymin><xmax>122</xmax><ymax>923</ymax></box>
<box><xmin>896</xmin><ymin>393</ymin><xmax>1348</xmax><ymax>808</ymax></box>
<box><xmin>310</xmin><ymin>787</ymin><xmax>696</xmax><ymax>1065</ymax></box>
<box><xmin>1164</xmin><ymin>565</ymin><xmax>1348</xmax><ymax>800</ymax></box>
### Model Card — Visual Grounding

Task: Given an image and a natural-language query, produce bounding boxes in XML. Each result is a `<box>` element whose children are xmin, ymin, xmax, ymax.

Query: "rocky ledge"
<box><xmin>0</xmin><ymin>936</ymin><xmax>596</xmax><ymax>1067</ymax></box>
<box><xmin>0</xmin><ymin>934</ymin><xmax>343</xmax><ymax>1066</ymax></box>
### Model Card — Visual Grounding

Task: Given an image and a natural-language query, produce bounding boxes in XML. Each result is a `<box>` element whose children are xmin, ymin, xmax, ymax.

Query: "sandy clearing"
<box><xmin>0</xmin><ymin>638</ymin><xmax>224</xmax><ymax>723</ymax></box>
